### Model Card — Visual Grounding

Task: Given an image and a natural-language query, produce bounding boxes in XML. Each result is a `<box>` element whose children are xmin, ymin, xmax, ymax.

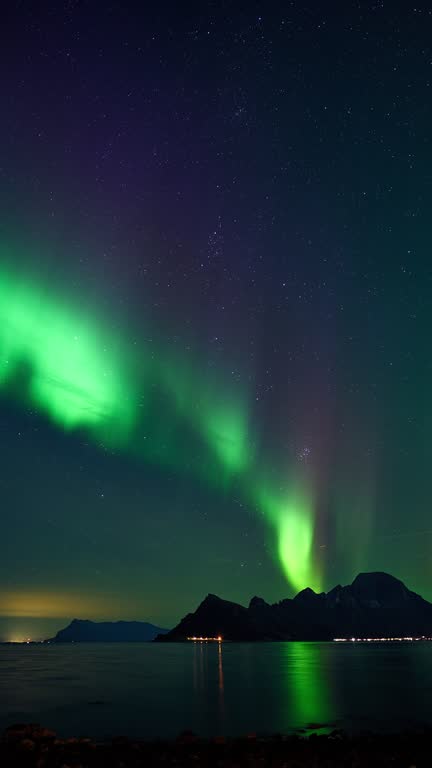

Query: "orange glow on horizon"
<box><xmin>0</xmin><ymin>590</ymin><xmax>151</xmax><ymax>620</ymax></box>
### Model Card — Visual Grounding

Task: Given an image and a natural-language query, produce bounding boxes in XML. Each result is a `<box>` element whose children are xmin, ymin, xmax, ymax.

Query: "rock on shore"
<box><xmin>2</xmin><ymin>722</ymin><xmax>431</xmax><ymax>767</ymax></box>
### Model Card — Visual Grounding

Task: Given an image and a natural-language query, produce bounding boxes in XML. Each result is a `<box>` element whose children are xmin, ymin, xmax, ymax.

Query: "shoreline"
<box><xmin>3</xmin><ymin>724</ymin><xmax>432</xmax><ymax>767</ymax></box>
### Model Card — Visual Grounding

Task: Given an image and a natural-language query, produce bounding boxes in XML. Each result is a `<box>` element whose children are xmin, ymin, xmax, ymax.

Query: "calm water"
<box><xmin>1</xmin><ymin>642</ymin><xmax>432</xmax><ymax>739</ymax></box>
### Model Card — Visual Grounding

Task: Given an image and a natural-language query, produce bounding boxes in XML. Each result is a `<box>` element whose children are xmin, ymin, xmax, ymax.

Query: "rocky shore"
<box><xmin>1</xmin><ymin>723</ymin><xmax>431</xmax><ymax>767</ymax></box>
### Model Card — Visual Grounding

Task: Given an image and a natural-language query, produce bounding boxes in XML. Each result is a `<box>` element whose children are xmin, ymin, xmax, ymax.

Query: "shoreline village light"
<box><xmin>333</xmin><ymin>636</ymin><xmax>431</xmax><ymax>642</ymax></box>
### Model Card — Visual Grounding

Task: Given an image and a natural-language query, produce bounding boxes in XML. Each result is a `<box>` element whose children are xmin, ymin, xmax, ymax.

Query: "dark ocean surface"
<box><xmin>1</xmin><ymin>642</ymin><xmax>432</xmax><ymax>740</ymax></box>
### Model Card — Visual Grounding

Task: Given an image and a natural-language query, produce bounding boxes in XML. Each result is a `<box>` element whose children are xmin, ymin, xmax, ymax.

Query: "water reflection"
<box><xmin>282</xmin><ymin>643</ymin><xmax>333</xmax><ymax>730</ymax></box>
<box><xmin>218</xmin><ymin>642</ymin><xmax>224</xmax><ymax>719</ymax></box>
<box><xmin>192</xmin><ymin>642</ymin><xmax>206</xmax><ymax>692</ymax></box>
<box><xmin>3</xmin><ymin>643</ymin><xmax>432</xmax><ymax>738</ymax></box>
<box><xmin>191</xmin><ymin>641</ymin><xmax>333</xmax><ymax>735</ymax></box>
<box><xmin>192</xmin><ymin>640</ymin><xmax>225</xmax><ymax>732</ymax></box>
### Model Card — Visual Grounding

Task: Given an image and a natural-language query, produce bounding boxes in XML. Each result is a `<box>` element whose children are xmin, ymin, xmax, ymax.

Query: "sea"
<box><xmin>1</xmin><ymin>641</ymin><xmax>432</xmax><ymax>740</ymax></box>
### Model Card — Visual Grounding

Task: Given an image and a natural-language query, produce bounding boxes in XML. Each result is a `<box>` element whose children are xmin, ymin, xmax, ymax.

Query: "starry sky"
<box><xmin>1</xmin><ymin>1</ymin><xmax>432</xmax><ymax>641</ymax></box>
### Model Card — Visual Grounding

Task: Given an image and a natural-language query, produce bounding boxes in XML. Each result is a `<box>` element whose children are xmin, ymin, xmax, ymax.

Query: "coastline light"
<box><xmin>333</xmin><ymin>636</ymin><xmax>432</xmax><ymax>643</ymax></box>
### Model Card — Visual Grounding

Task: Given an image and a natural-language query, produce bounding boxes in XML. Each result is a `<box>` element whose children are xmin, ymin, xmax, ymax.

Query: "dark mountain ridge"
<box><xmin>156</xmin><ymin>572</ymin><xmax>432</xmax><ymax>641</ymax></box>
<box><xmin>50</xmin><ymin>618</ymin><xmax>169</xmax><ymax>643</ymax></box>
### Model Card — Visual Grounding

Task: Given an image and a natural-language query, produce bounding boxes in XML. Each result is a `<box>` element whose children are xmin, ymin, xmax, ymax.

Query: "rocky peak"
<box><xmin>351</xmin><ymin>572</ymin><xmax>407</xmax><ymax>602</ymax></box>
<box><xmin>249</xmin><ymin>596</ymin><xmax>269</xmax><ymax>609</ymax></box>
<box><xmin>294</xmin><ymin>587</ymin><xmax>319</xmax><ymax>603</ymax></box>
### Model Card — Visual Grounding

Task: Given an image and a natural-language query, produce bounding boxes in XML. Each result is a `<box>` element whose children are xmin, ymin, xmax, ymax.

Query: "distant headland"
<box><xmin>47</xmin><ymin>619</ymin><xmax>169</xmax><ymax>643</ymax></box>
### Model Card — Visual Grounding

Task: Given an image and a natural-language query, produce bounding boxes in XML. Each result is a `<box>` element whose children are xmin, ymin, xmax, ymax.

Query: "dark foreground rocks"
<box><xmin>1</xmin><ymin>722</ymin><xmax>431</xmax><ymax>767</ymax></box>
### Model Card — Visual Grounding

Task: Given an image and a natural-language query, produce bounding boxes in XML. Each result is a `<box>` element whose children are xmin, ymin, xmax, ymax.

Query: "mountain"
<box><xmin>156</xmin><ymin>573</ymin><xmax>432</xmax><ymax>641</ymax></box>
<box><xmin>155</xmin><ymin>593</ymin><xmax>265</xmax><ymax>642</ymax></box>
<box><xmin>49</xmin><ymin>619</ymin><xmax>169</xmax><ymax>643</ymax></box>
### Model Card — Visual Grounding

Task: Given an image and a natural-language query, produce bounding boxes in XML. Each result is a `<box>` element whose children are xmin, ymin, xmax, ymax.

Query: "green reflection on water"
<box><xmin>283</xmin><ymin>642</ymin><xmax>333</xmax><ymax>731</ymax></box>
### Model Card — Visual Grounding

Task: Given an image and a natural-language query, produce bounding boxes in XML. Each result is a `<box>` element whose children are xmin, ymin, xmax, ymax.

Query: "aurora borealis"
<box><xmin>0</xmin><ymin>252</ymin><xmax>318</xmax><ymax>603</ymax></box>
<box><xmin>0</xmin><ymin>257</ymin><xmax>136</xmax><ymax>442</ymax></box>
<box><xmin>1</xmin><ymin>1</ymin><xmax>432</xmax><ymax>641</ymax></box>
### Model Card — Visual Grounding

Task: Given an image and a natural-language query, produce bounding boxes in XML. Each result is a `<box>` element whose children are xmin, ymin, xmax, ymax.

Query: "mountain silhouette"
<box><xmin>50</xmin><ymin>619</ymin><xmax>169</xmax><ymax>642</ymax></box>
<box><xmin>156</xmin><ymin>573</ymin><xmax>432</xmax><ymax>641</ymax></box>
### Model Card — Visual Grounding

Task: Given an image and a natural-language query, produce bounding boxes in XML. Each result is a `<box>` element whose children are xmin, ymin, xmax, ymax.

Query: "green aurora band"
<box><xmin>255</xmin><ymin>482</ymin><xmax>321</xmax><ymax>593</ymax></box>
<box><xmin>0</xmin><ymin>253</ymin><xmax>321</xmax><ymax>593</ymax></box>
<box><xmin>0</xmin><ymin>266</ymin><xmax>135</xmax><ymax>444</ymax></box>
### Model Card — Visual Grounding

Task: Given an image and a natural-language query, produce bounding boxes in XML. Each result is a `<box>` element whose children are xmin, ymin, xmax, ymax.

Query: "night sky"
<box><xmin>1</xmin><ymin>1</ymin><xmax>432</xmax><ymax>642</ymax></box>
